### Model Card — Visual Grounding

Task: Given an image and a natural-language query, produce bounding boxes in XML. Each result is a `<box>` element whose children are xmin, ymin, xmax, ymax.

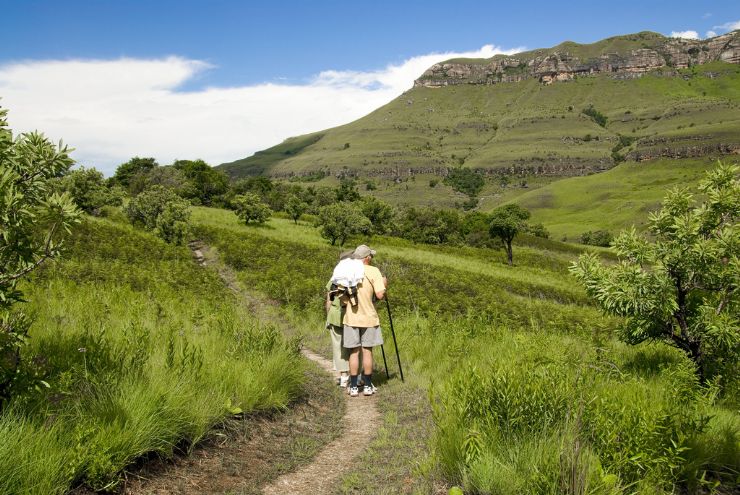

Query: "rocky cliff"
<box><xmin>415</xmin><ymin>31</ymin><xmax>740</xmax><ymax>87</ymax></box>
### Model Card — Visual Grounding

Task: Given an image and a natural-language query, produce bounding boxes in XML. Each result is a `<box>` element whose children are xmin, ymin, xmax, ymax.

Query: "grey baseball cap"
<box><xmin>352</xmin><ymin>244</ymin><xmax>376</xmax><ymax>259</ymax></box>
<box><xmin>339</xmin><ymin>249</ymin><xmax>354</xmax><ymax>260</ymax></box>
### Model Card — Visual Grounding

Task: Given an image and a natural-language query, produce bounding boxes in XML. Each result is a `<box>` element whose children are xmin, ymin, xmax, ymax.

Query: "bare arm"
<box><xmin>375</xmin><ymin>276</ymin><xmax>387</xmax><ymax>300</ymax></box>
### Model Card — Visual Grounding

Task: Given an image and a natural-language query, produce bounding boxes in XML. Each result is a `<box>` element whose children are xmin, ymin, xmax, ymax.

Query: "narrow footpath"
<box><xmin>192</xmin><ymin>244</ymin><xmax>381</xmax><ymax>495</ymax></box>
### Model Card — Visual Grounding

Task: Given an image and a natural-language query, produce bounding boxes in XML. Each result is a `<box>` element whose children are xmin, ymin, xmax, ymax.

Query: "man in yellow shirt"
<box><xmin>343</xmin><ymin>244</ymin><xmax>387</xmax><ymax>397</ymax></box>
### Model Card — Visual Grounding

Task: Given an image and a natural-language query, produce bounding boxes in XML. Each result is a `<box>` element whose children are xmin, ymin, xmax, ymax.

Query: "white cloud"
<box><xmin>0</xmin><ymin>45</ymin><xmax>520</xmax><ymax>175</ymax></box>
<box><xmin>712</xmin><ymin>20</ymin><xmax>740</xmax><ymax>32</ymax></box>
<box><xmin>706</xmin><ymin>30</ymin><xmax>718</xmax><ymax>38</ymax></box>
<box><xmin>702</xmin><ymin>12</ymin><xmax>712</xmax><ymax>19</ymax></box>
<box><xmin>669</xmin><ymin>30</ymin><xmax>700</xmax><ymax>39</ymax></box>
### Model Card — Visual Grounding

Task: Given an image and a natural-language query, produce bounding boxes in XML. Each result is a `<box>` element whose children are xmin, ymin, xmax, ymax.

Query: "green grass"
<box><xmin>510</xmin><ymin>157</ymin><xmax>724</xmax><ymax>239</ymax></box>
<box><xmin>190</xmin><ymin>205</ymin><xmax>740</xmax><ymax>494</ymax></box>
<box><xmin>216</xmin><ymin>52</ymin><xmax>739</xmax><ymax>205</ymax></box>
<box><xmin>0</xmin><ymin>218</ymin><xmax>305</xmax><ymax>494</ymax></box>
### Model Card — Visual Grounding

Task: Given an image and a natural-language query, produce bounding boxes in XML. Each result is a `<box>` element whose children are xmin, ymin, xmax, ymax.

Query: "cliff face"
<box><xmin>415</xmin><ymin>31</ymin><xmax>740</xmax><ymax>87</ymax></box>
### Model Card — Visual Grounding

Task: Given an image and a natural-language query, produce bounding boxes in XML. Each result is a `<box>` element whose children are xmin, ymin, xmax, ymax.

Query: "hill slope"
<box><xmin>218</xmin><ymin>31</ymin><xmax>740</xmax><ymax>183</ymax></box>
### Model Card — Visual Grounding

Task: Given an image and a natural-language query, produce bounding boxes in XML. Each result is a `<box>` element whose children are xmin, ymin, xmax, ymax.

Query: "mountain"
<box><xmin>217</xmin><ymin>31</ymin><xmax>740</xmax><ymax>209</ymax></box>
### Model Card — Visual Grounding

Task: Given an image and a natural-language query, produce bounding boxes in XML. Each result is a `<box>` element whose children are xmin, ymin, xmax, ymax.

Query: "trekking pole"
<box><xmin>380</xmin><ymin>344</ymin><xmax>390</xmax><ymax>380</ymax></box>
<box><xmin>384</xmin><ymin>295</ymin><xmax>404</xmax><ymax>382</ymax></box>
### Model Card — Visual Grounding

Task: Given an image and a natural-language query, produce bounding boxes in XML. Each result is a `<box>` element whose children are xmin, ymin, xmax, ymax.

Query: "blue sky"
<box><xmin>2</xmin><ymin>0</ymin><xmax>739</xmax><ymax>173</ymax></box>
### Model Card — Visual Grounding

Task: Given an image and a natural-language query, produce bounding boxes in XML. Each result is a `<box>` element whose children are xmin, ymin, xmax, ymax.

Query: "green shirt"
<box><xmin>325</xmin><ymin>281</ymin><xmax>344</xmax><ymax>328</ymax></box>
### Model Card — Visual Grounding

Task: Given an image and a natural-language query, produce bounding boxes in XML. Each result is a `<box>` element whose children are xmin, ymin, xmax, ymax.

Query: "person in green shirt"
<box><xmin>325</xmin><ymin>250</ymin><xmax>356</xmax><ymax>387</ymax></box>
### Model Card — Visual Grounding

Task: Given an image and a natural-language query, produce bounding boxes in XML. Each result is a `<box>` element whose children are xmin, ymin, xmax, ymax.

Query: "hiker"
<box><xmin>325</xmin><ymin>250</ymin><xmax>358</xmax><ymax>388</ymax></box>
<box><xmin>343</xmin><ymin>244</ymin><xmax>387</xmax><ymax>397</ymax></box>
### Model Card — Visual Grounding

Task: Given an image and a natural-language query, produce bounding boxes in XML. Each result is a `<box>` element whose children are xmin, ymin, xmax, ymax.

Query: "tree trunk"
<box><xmin>505</xmin><ymin>240</ymin><xmax>513</xmax><ymax>266</ymax></box>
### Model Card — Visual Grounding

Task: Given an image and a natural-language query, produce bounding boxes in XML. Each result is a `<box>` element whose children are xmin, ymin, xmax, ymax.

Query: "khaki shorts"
<box><xmin>343</xmin><ymin>325</ymin><xmax>384</xmax><ymax>348</ymax></box>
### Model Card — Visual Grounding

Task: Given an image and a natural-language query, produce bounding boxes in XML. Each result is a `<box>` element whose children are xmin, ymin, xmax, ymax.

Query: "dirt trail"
<box><xmin>192</xmin><ymin>244</ymin><xmax>381</xmax><ymax>495</ymax></box>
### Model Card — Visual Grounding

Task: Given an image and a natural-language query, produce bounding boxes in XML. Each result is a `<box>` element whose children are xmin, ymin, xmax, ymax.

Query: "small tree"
<box><xmin>360</xmin><ymin>196</ymin><xmax>395</xmax><ymax>235</ymax></box>
<box><xmin>113</xmin><ymin>156</ymin><xmax>158</xmax><ymax>189</ymax></box>
<box><xmin>58</xmin><ymin>166</ymin><xmax>123</xmax><ymax>214</ymax></box>
<box><xmin>232</xmin><ymin>192</ymin><xmax>272</xmax><ymax>225</ymax></box>
<box><xmin>0</xmin><ymin>107</ymin><xmax>81</xmax><ymax>405</ymax></box>
<box><xmin>489</xmin><ymin>204</ymin><xmax>531</xmax><ymax>265</ymax></box>
<box><xmin>285</xmin><ymin>194</ymin><xmax>308</xmax><ymax>224</ymax></box>
<box><xmin>571</xmin><ymin>163</ymin><xmax>739</xmax><ymax>382</ymax></box>
<box><xmin>316</xmin><ymin>202</ymin><xmax>371</xmax><ymax>245</ymax></box>
<box><xmin>126</xmin><ymin>185</ymin><xmax>191</xmax><ymax>244</ymax></box>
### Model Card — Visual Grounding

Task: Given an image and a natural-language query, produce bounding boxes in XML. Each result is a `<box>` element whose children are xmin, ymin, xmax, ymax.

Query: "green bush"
<box><xmin>444</xmin><ymin>167</ymin><xmax>484</xmax><ymax>197</ymax></box>
<box><xmin>126</xmin><ymin>185</ymin><xmax>191</xmax><ymax>245</ymax></box>
<box><xmin>232</xmin><ymin>192</ymin><xmax>272</xmax><ymax>225</ymax></box>
<box><xmin>582</xmin><ymin>106</ymin><xmax>608</xmax><ymax>128</ymax></box>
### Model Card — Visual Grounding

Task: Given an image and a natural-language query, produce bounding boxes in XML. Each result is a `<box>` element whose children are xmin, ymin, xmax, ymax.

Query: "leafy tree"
<box><xmin>582</xmin><ymin>105</ymin><xmax>608</xmax><ymax>128</ymax></box>
<box><xmin>571</xmin><ymin>163</ymin><xmax>739</xmax><ymax>382</ymax></box>
<box><xmin>396</xmin><ymin>207</ymin><xmax>463</xmax><ymax>245</ymax></box>
<box><xmin>315</xmin><ymin>202</ymin><xmax>371</xmax><ymax>245</ymax></box>
<box><xmin>527</xmin><ymin>222</ymin><xmax>550</xmax><ymax>239</ymax></box>
<box><xmin>57</xmin><ymin>166</ymin><xmax>123</xmax><ymax>214</ymax></box>
<box><xmin>0</xmin><ymin>107</ymin><xmax>81</xmax><ymax>405</ymax></box>
<box><xmin>285</xmin><ymin>194</ymin><xmax>308</xmax><ymax>224</ymax></box>
<box><xmin>172</xmin><ymin>159</ymin><xmax>229</xmax><ymax>206</ymax></box>
<box><xmin>232</xmin><ymin>192</ymin><xmax>272</xmax><ymax>225</ymax></box>
<box><xmin>444</xmin><ymin>167</ymin><xmax>484</xmax><ymax>198</ymax></box>
<box><xmin>128</xmin><ymin>165</ymin><xmax>188</xmax><ymax>196</ymax></box>
<box><xmin>360</xmin><ymin>196</ymin><xmax>395</xmax><ymax>235</ymax></box>
<box><xmin>489</xmin><ymin>204</ymin><xmax>531</xmax><ymax>265</ymax></box>
<box><xmin>335</xmin><ymin>178</ymin><xmax>360</xmax><ymax>202</ymax></box>
<box><xmin>580</xmin><ymin>230</ymin><xmax>613</xmax><ymax>247</ymax></box>
<box><xmin>126</xmin><ymin>185</ymin><xmax>190</xmax><ymax>245</ymax></box>
<box><xmin>113</xmin><ymin>156</ymin><xmax>158</xmax><ymax>188</ymax></box>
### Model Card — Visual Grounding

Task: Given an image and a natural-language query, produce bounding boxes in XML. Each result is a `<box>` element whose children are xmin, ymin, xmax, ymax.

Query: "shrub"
<box><xmin>232</xmin><ymin>192</ymin><xmax>272</xmax><ymax>225</ymax></box>
<box><xmin>0</xmin><ymin>106</ymin><xmax>81</xmax><ymax>406</ymax></box>
<box><xmin>315</xmin><ymin>202</ymin><xmax>371</xmax><ymax>245</ymax></box>
<box><xmin>580</xmin><ymin>230</ymin><xmax>613</xmax><ymax>247</ymax></box>
<box><xmin>489</xmin><ymin>204</ymin><xmax>531</xmax><ymax>265</ymax></box>
<box><xmin>285</xmin><ymin>195</ymin><xmax>308</xmax><ymax>224</ymax></box>
<box><xmin>126</xmin><ymin>186</ymin><xmax>191</xmax><ymax>244</ymax></box>
<box><xmin>582</xmin><ymin>106</ymin><xmax>608</xmax><ymax>128</ymax></box>
<box><xmin>572</xmin><ymin>162</ymin><xmax>739</xmax><ymax>383</ymax></box>
<box><xmin>444</xmin><ymin>168</ymin><xmax>484</xmax><ymax>197</ymax></box>
<box><xmin>57</xmin><ymin>167</ymin><xmax>123</xmax><ymax>214</ymax></box>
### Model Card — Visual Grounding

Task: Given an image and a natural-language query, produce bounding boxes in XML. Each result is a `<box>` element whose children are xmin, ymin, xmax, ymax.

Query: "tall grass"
<box><xmin>0</xmin><ymin>218</ymin><xmax>304</xmax><ymax>493</ymax></box>
<box><xmin>191</xmin><ymin>208</ymin><xmax>740</xmax><ymax>494</ymax></box>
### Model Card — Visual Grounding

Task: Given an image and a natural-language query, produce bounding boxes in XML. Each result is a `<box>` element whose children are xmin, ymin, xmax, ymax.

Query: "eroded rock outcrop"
<box><xmin>415</xmin><ymin>31</ymin><xmax>740</xmax><ymax>87</ymax></box>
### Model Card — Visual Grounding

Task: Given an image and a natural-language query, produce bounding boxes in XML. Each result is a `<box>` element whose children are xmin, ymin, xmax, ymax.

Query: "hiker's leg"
<box><xmin>331</xmin><ymin>325</ymin><xmax>349</xmax><ymax>374</ymax></box>
<box><xmin>349</xmin><ymin>347</ymin><xmax>360</xmax><ymax>375</ymax></box>
<box><xmin>361</xmin><ymin>346</ymin><xmax>373</xmax><ymax>375</ymax></box>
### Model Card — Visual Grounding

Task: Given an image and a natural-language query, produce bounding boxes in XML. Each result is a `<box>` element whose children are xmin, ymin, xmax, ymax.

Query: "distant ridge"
<box><xmin>415</xmin><ymin>31</ymin><xmax>740</xmax><ymax>86</ymax></box>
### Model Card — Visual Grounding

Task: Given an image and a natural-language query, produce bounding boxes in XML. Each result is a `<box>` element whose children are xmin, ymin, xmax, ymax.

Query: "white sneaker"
<box><xmin>339</xmin><ymin>375</ymin><xmax>349</xmax><ymax>388</ymax></box>
<box><xmin>363</xmin><ymin>384</ymin><xmax>377</xmax><ymax>396</ymax></box>
<box><xmin>349</xmin><ymin>386</ymin><xmax>359</xmax><ymax>397</ymax></box>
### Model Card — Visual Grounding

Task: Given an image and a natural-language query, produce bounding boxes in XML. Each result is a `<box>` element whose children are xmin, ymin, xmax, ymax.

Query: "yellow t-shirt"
<box><xmin>343</xmin><ymin>264</ymin><xmax>385</xmax><ymax>328</ymax></box>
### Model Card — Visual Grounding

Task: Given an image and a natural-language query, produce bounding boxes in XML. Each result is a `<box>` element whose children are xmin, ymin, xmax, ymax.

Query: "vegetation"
<box><xmin>444</xmin><ymin>167</ymin><xmax>484</xmax><ymax>198</ymax></box>
<box><xmin>580</xmin><ymin>230</ymin><xmax>614</xmax><ymax>247</ymax></box>
<box><xmin>191</xmin><ymin>204</ymin><xmax>739</xmax><ymax>494</ymax></box>
<box><xmin>315</xmin><ymin>202</ymin><xmax>371</xmax><ymax>245</ymax></box>
<box><xmin>572</xmin><ymin>163</ymin><xmax>739</xmax><ymax>383</ymax></box>
<box><xmin>582</xmin><ymin>105</ymin><xmax>608</xmax><ymax>128</ymax></box>
<box><xmin>489</xmin><ymin>204</ymin><xmax>531</xmax><ymax>265</ymax></box>
<box><xmin>126</xmin><ymin>185</ymin><xmax>191</xmax><ymax>244</ymax></box>
<box><xmin>232</xmin><ymin>192</ymin><xmax>272</xmax><ymax>225</ymax></box>
<box><xmin>0</xmin><ymin>219</ymin><xmax>304</xmax><ymax>493</ymax></box>
<box><xmin>57</xmin><ymin>166</ymin><xmax>123</xmax><ymax>214</ymax></box>
<box><xmin>0</xmin><ymin>108</ymin><xmax>81</xmax><ymax>407</ymax></box>
<box><xmin>285</xmin><ymin>194</ymin><xmax>308</xmax><ymax>224</ymax></box>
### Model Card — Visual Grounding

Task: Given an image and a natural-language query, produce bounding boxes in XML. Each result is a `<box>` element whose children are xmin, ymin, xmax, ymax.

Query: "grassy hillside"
<box><xmin>0</xmin><ymin>219</ymin><xmax>304</xmax><ymax>494</ymax></box>
<box><xmin>189</xmin><ymin>209</ymin><xmax>740</xmax><ymax>494</ymax></box>
<box><xmin>511</xmin><ymin>157</ymin><xmax>721</xmax><ymax>239</ymax></box>
<box><xmin>218</xmin><ymin>59</ymin><xmax>740</xmax><ymax>185</ymax></box>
